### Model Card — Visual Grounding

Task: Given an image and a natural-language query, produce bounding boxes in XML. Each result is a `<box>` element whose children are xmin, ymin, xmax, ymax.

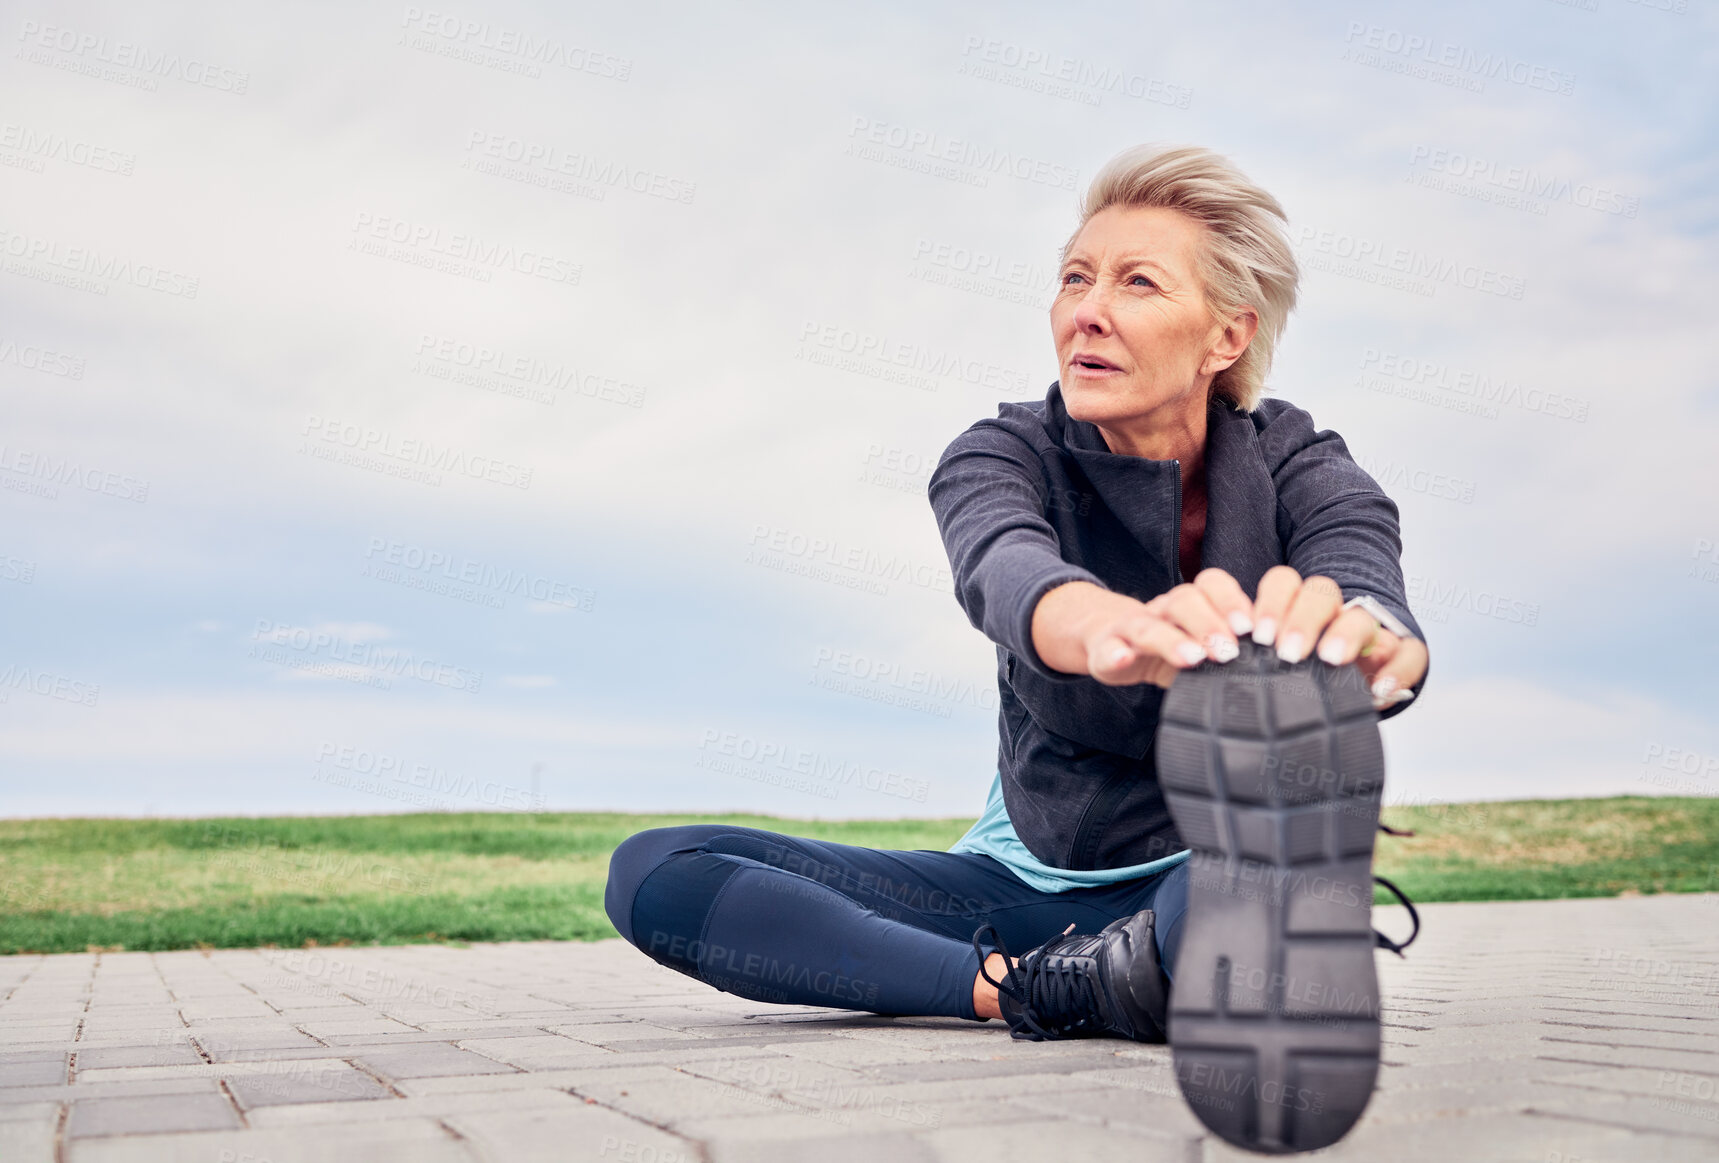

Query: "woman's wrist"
<box><xmin>1030</xmin><ymin>580</ymin><xmax>1119</xmax><ymax>675</ymax></box>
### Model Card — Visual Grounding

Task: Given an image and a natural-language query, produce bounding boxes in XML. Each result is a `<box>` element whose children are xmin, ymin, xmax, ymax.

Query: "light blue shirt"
<box><xmin>948</xmin><ymin>772</ymin><xmax>1190</xmax><ymax>893</ymax></box>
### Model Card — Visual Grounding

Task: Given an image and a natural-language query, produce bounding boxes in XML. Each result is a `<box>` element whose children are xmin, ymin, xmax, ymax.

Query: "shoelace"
<box><xmin>1372</xmin><ymin>822</ymin><xmax>1422</xmax><ymax>956</ymax></box>
<box><xmin>971</xmin><ymin>922</ymin><xmax>1100</xmax><ymax>1040</ymax></box>
<box><xmin>1371</xmin><ymin>875</ymin><xmax>1421</xmax><ymax>956</ymax></box>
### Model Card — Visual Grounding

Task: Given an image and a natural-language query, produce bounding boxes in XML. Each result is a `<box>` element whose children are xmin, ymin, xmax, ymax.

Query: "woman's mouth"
<box><xmin>1070</xmin><ymin>353</ymin><xmax>1122</xmax><ymax>374</ymax></box>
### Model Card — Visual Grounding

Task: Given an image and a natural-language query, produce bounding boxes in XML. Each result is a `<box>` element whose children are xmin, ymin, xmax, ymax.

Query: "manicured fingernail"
<box><xmin>1276</xmin><ymin>631</ymin><xmax>1306</xmax><ymax>663</ymax></box>
<box><xmin>1177</xmin><ymin>642</ymin><xmax>1206</xmax><ymax>666</ymax></box>
<box><xmin>1371</xmin><ymin>676</ymin><xmax>1399</xmax><ymax>701</ymax></box>
<box><xmin>1208</xmin><ymin>635</ymin><xmax>1239</xmax><ymax>663</ymax></box>
<box><xmin>1228</xmin><ymin>611</ymin><xmax>1254</xmax><ymax>636</ymax></box>
<box><xmin>1251</xmin><ymin>617</ymin><xmax>1276</xmax><ymax>647</ymax></box>
<box><xmin>1110</xmin><ymin>645</ymin><xmax>1133</xmax><ymax>667</ymax></box>
<box><xmin>1317</xmin><ymin>637</ymin><xmax>1347</xmax><ymax>666</ymax></box>
<box><xmin>1390</xmin><ymin>688</ymin><xmax>1415</xmax><ymax>704</ymax></box>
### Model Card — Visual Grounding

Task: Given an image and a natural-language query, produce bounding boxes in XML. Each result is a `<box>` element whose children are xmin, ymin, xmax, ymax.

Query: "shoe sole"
<box><xmin>1156</xmin><ymin>639</ymin><xmax>1385</xmax><ymax>1154</ymax></box>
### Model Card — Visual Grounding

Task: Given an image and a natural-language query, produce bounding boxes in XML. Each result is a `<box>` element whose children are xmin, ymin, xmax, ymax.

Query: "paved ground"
<box><xmin>2</xmin><ymin>894</ymin><xmax>1716</xmax><ymax>1162</ymax></box>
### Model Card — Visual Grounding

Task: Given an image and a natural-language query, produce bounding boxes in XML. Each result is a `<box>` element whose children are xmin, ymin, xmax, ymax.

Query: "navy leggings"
<box><xmin>604</xmin><ymin>825</ymin><xmax>1189</xmax><ymax>1022</ymax></box>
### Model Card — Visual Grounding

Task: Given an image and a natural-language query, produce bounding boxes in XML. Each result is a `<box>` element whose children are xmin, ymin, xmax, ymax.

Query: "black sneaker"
<box><xmin>971</xmin><ymin>911</ymin><xmax>1168</xmax><ymax>1043</ymax></box>
<box><xmin>1155</xmin><ymin>638</ymin><xmax>1396</xmax><ymax>1154</ymax></box>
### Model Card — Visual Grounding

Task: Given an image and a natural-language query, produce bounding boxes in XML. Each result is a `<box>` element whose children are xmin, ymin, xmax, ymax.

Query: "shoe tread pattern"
<box><xmin>1159</xmin><ymin>639</ymin><xmax>1384</xmax><ymax>1154</ymax></box>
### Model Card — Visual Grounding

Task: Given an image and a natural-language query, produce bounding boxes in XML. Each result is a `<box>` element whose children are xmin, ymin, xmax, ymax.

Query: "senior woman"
<box><xmin>605</xmin><ymin>144</ymin><xmax>1428</xmax><ymax>1154</ymax></box>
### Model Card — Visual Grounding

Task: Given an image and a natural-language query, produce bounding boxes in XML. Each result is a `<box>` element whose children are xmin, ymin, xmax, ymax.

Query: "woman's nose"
<box><xmin>1072</xmin><ymin>287</ymin><xmax>1112</xmax><ymax>334</ymax></box>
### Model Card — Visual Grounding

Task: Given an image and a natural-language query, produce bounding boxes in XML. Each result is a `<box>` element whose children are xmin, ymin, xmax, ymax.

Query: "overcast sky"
<box><xmin>2</xmin><ymin>0</ymin><xmax>1716</xmax><ymax>820</ymax></box>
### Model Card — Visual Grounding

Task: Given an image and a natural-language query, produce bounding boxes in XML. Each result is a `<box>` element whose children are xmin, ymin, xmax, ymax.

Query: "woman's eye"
<box><xmin>1129</xmin><ymin>275</ymin><xmax>1156</xmax><ymax>288</ymax></box>
<box><xmin>1061</xmin><ymin>272</ymin><xmax>1087</xmax><ymax>286</ymax></box>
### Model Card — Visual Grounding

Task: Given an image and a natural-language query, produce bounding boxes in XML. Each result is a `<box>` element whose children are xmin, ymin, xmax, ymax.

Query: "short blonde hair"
<box><xmin>1066</xmin><ymin>145</ymin><xmax>1299</xmax><ymax>412</ymax></box>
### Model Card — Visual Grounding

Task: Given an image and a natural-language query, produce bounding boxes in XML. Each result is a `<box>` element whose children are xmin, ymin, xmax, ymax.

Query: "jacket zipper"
<box><xmin>1067</xmin><ymin>459</ymin><xmax>1182</xmax><ymax>869</ymax></box>
<box><xmin>1169</xmin><ymin>457</ymin><xmax>1184</xmax><ymax>584</ymax></box>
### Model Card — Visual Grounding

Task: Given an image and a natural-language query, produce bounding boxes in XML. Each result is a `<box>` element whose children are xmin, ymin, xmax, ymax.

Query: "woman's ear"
<box><xmin>1202</xmin><ymin>308</ymin><xmax>1259</xmax><ymax>376</ymax></box>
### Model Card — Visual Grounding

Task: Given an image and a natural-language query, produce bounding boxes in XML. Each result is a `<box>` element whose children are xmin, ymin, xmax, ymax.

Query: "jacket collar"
<box><xmin>1045</xmin><ymin>382</ymin><xmax>1284</xmax><ymax>593</ymax></box>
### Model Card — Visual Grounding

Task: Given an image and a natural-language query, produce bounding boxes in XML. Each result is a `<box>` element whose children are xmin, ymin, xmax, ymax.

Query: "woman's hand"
<box><xmin>1249</xmin><ymin>565</ymin><xmax>1427</xmax><ymax>709</ymax></box>
<box><xmin>1032</xmin><ymin>572</ymin><xmax>1257</xmax><ymax>689</ymax></box>
<box><xmin>1031</xmin><ymin>568</ymin><xmax>1427</xmax><ymax>709</ymax></box>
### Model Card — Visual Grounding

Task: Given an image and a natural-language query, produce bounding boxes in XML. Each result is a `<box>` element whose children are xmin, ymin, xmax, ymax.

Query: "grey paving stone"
<box><xmin>455</xmin><ymin>1034</ymin><xmax>624</xmax><ymax>1071</ymax></box>
<box><xmin>188</xmin><ymin>1028</ymin><xmax>328</xmax><ymax>1060</ymax></box>
<box><xmin>245</xmin><ymin>1087</ymin><xmax>582</xmax><ymax>1128</ymax></box>
<box><xmin>572</xmin><ymin>1067</ymin><xmax>813</xmax><ymax>1126</ymax></box>
<box><xmin>709</xmin><ymin>1131</ymin><xmax>937</xmax><ymax>1163</ymax></box>
<box><xmin>66</xmin><ymin>1092</ymin><xmax>240</xmax><ymax>1138</ymax></box>
<box><xmin>542</xmin><ymin>1020</ymin><xmax>707</xmax><ymax>1045</ymax></box>
<box><xmin>395</xmin><ymin>1058</ymin><xmax>776</xmax><ymax>1097</ymax></box>
<box><xmin>0</xmin><ymin>1078</ymin><xmax>225</xmax><ymax>1105</ymax></box>
<box><xmin>1536</xmin><ymin>1094</ymin><xmax>1719</xmax><ymax>1140</ymax></box>
<box><xmin>446</xmin><ymin>1105</ymin><xmax>700</xmax><ymax>1163</ymax></box>
<box><xmin>74</xmin><ymin>1044</ymin><xmax>204</xmax><ymax>1070</ymax></box>
<box><xmin>0</xmin><ymin>1056</ymin><xmax>67</xmax><ymax>1087</ymax></box>
<box><xmin>0</xmin><ymin>1025</ymin><xmax>80</xmax><ymax>1043</ymax></box>
<box><xmin>224</xmin><ymin>1064</ymin><xmax>394</xmax><ymax>1109</ymax></box>
<box><xmin>65</xmin><ymin>1118</ymin><xmax>477</xmax><ymax>1163</ymax></box>
<box><xmin>351</xmin><ymin>1044</ymin><xmax>520</xmax><ymax>1081</ymax></box>
<box><xmin>319</xmin><ymin>1026</ymin><xmax>549</xmax><ymax>1046</ymax></box>
<box><xmin>918</xmin><ymin>1117</ymin><xmax>1197</xmax><ymax>1162</ymax></box>
<box><xmin>0</xmin><ymin>1113</ymin><xmax>57</xmax><ymax>1163</ymax></box>
<box><xmin>290</xmin><ymin>1017</ymin><xmax>420</xmax><ymax>1037</ymax></box>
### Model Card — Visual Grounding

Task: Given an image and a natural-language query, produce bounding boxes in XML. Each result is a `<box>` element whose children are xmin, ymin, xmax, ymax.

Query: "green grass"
<box><xmin>2</xmin><ymin>798</ymin><xmax>1714</xmax><ymax>955</ymax></box>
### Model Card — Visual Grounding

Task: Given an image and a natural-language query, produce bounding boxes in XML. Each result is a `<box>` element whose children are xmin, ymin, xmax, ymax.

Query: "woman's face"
<box><xmin>1051</xmin><ymin>204</ymin><xmax>1247</xmax><ymax>434</ymax></box>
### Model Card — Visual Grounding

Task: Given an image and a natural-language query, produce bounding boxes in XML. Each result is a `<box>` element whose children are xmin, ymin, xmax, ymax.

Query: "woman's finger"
<box><xmin>1276</xmin><ymin>574</ymin><xmax>1343</xmax><ymax>663</ymax></box>
<box><xmin>1316</xmin><ymin>605</ymin><xmax>1381</xmax><ymax>667</ymax></box>
<box><xmin>1193</xmin><ymin>568</ymin><xmax>1257</xmax><ymax>638</ymax></box>
<box><xmin>1159</xmin><ymin>582</ymin><xmax>1238</xmax><ymax>662</ymax></box>
<box><xmin>1086</xmin><ymin>641</ymin><xmax>1183</xmax><ymax>688</ymax></box>
<box><xmin>1250</xmin><ymin>565</ymin><xmax>1302</xmax><ymax>647</ymax></box>
<box><xmin>1119</xmin><ymin>614</ymin><xmax>1209</xmax><ymax>674</ymax></box>
<box><xmin>1354</xmin><ymin>629</ymin><xmax>1401</xmax><ymax>683</ymax></box>
<box><xmin>1368</xmin><ymin>636</ymin><xmax>1429</xmax><ymax>709</ymax></box>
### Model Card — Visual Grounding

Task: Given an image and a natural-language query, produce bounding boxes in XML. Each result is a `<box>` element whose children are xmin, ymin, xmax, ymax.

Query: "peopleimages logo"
<box><xmin>362</xmin><ymin>537</ymin><xmax>595</xmax><ymax>611</ymax></box>
<box><xmin>0</xmin><ymin>336</ymin><xmax>85</xmax><ymax>379</ymax></box>
<box><xmin>0</xmin><ymin>226</ymin><xmax>199</xmax><ymax>298</ymax></box>
<box><xmin>1292</xmin><ymin>225</ymin><xmax>1526</xmax><ymax>300</ymax></box>
<box><xmin>0</xmin><ymin>664</ymin><xmax>99</xmax><ymax>707</ymax></box>
<box><xmin>348</xmin><ymin>212</ymin><xmax>581</xmax><ymax>286</ymax></box>
<box><xmin>414</xmin><ymin>334</ymin><xmax>646</xmax><ymax>408</ymax></box>
<box><xmin>796</xmin><ymin>321</ymin><xmax>1031</xmax><ymax>395</ymax></box>
<box><xmin>15</xmin><ymin>19</ymin><xmax>251</xmax><ymax>94</ymax></box>
<box><xmin>1341</xmin><ymin>22</ymin><xmax>1576</xmax><ymax>96</ymax></box>
<box><xmin>956</xmin><ymin>34</ymin><xmax>1192</xmax><ymax>109</ymax></box>
<box><xmin>400</xmin><ymin>7</ymin><xmax>632</xmax><ymax>80</ymax></box>
<box><xmin>745</xmin><ymin>523</ymin><xmax>954</xmax><ymax>597</ymax></box>
<box><xmin>1407</xmin><ymin>145</ymin><xmax>1639</xmax><ymax>218</ymax></box>
<box><xmin>315</xmin><ymin>742</ymin><xmax>544</xmax><ymax>810</ymax></box>
<box><xmin>0</xmin><ymin>445</ymin><xmax>149</xmax><ymax>502</ymax></box>
<box><xmin>250</xmin><ymin>621</ymin><xmax>483</xmax><ymax>693</ymax></box>
<box><xmin>697</xmin><ymin>728</ymin><xmax>932</xmax><ymax>803</ymax></box>
<box><xmin>1405</xmin><ymin>574</ymin><xmax>1540</xmax><ymax>627</ymax></box>
<box><xmin>463</xmin><ymin>131</ymin><xmax>695</xmax><ymax>204</ymax></box>
<box><xmin>0</xmin><ymin>122</ymin><xmax>136</xmax><ymax>174</ymax></box>
<box><xmin>1358</xmin><ymin>349</ymin><xmax>1589</xmax><ymax>422</ymax></box>
<box><xmin>300</xmin><ymin>416</ymin><xmax>533</xmax><ymax>489</ymax></box>
<box><xmin>846</xmin><ymin>117</ymin><xmax>1078</xmax><ymax>191</ymax></box>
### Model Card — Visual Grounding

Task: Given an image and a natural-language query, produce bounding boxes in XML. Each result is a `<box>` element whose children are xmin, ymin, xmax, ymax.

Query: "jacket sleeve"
<box><xmin>1255</xmin><ymin>401</ymin><xmax>1429</xmax><ymax>716</ymax></box>
<box><xmin>928</xmin><ymin>418</ymin><xmax>1105</xmax><ymax>681</ymax></box>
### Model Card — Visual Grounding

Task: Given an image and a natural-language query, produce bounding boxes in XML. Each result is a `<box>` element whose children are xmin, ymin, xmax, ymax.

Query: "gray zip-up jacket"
<box><xmin>928</xmin><ymin>382</ymin><xmax>1425</xmax><ymax>872</ymax></box>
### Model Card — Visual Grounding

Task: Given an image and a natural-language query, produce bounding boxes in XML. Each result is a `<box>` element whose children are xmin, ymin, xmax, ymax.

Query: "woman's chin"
<box><xmin>1062</xmin><ymin>376</ymin><xmax>1194</xmax><ymax>427</ymax></box>
<box><xmin>1062</xmin><ymin>377</ymin><xmax>1137</xmax><ymax>424</ymax></box>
